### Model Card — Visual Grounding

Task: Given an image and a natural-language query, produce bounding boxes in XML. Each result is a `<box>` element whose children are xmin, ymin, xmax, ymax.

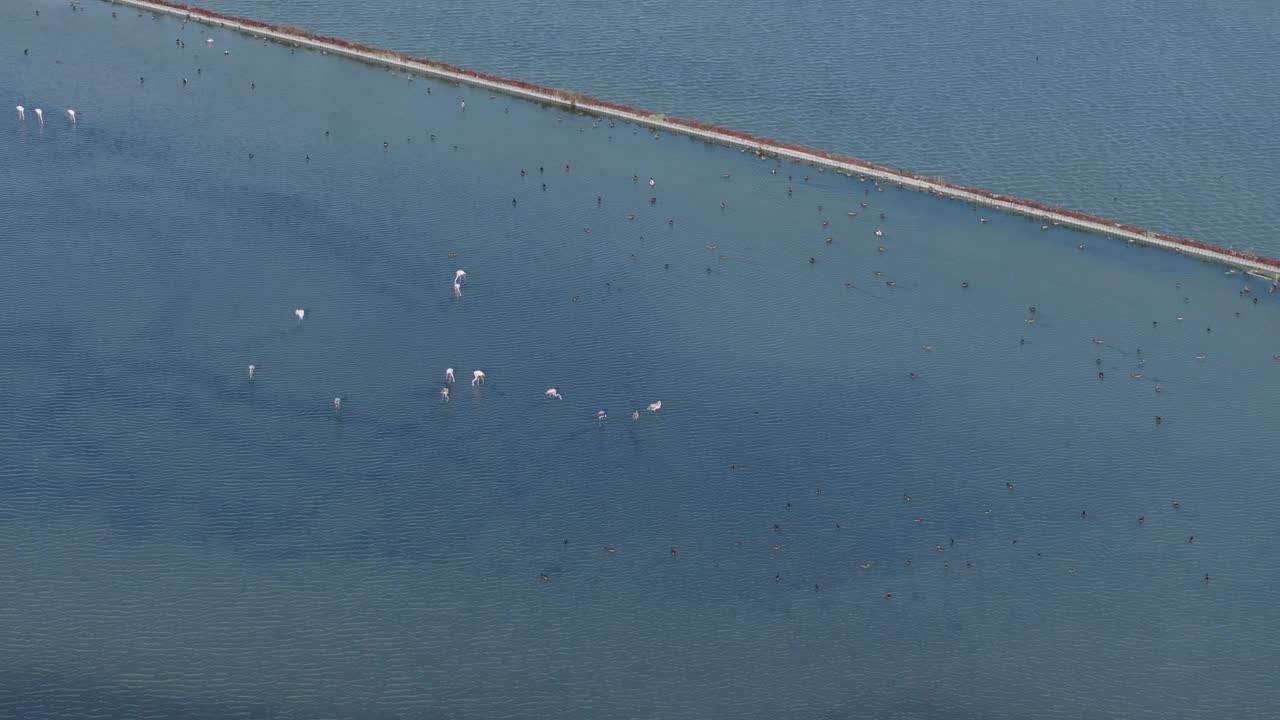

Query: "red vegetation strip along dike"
<box><xmin>116</xmin><ymin>0</ymin><xmax>1280</xmax><ymax>276</ymax></box>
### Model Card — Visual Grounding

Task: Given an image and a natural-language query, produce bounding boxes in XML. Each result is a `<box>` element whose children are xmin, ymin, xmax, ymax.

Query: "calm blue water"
<box><xmin>3</xmin><ymin>2</ymin><xmax>1280</xmax><ymax>718</ymax></box>
<box><xmin>185</xmin><ymin>0</ymin><xmax>1280</xmax><ymax>256</ymax></box>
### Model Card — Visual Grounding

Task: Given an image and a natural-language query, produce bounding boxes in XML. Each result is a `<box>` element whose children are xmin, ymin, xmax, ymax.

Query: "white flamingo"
<box><xmin>248</xmin><ymin>364</ymin><xmax>255</xmax><ymax>381</ymax></box>
<box><xmin>454</xmin><ymin>269</ymin><xmax>466</xmax><ymax>284</ymax></box>
<box><xmin>631</xmin><ymin>410</ymin><xmax>640</xmax><ymax>421</ymax></box>
<box><xmin>648</xmin><ymin>177</ymin><xmax>655</xmax><ymax>188</ymax></box>
<box><xmin>453</xmin><ymin>281</ymin><xmax>462</xmax><ymax>298</ymax></box>
<box><xmin>67</xmin><ymin>109</ymin><xmax>76</xmax><ymax>124</ymax></box>
<box><xmin>34</xmin><ymin>108</ymin><xmax>43</xmax><ymax>124</ymax></box>
<box><xmin>294</xmin><ymin>308</ymin><xmax>305</xmax><ymax>322</ymax></box>
<box><xmin>647</xmin><ymin>401</ymin><xmax>662</xmax><ymax>414</ymax></box>
<box><xmin>546</xmin><ymin>388</ymin><xmax>562</xmax><ymax>400</ymax></box>
<box><xmin>15</xmin><ymin>106</ymin><xmax>23</xmax><ymax>121</ymax></box>
<box><xmin>596</xmin><ymin>409</ymin><xmax>608</xmax><ymax>422</ymax></box>
<box><xmin>333</xmin><ymin>397</ymin><xmax>342</xmax><ymax>410</ymax></box>
<box><xmin>440</xmin><ymin>387</ymin><xmax>450</xmax><ymax>403</ymax></box>
<box><xmin>460</xmin><ymin>100</ymin><xmax>466</xmax><ymax>111</ymax></box>
<box><xmin>472</xmin><ymin>369</ymin><xmax>486</xmax><ymax>386</ymax></box>
<box><xmin>445</xmin><ymin>368</ymin><xmax>455</xmax><ymax>384</ymax></box>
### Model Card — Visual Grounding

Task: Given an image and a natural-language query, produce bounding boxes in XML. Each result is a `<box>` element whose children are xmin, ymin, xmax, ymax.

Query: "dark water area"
<box><xmin>2</xmin><ymin>2</ymin><xmax>1279</xmax><ymax>718</ymax></box>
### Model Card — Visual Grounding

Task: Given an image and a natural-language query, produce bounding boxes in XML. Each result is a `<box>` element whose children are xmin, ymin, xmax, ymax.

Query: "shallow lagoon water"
<box><xmin>188</xmin><ymin>0</ymin><xmax>1280</xmax><ymax>255</ymax></box>
<box><xmin>3</xmin><ymin>3</ymin><xmax>1280</xmax><ymax>719</ymax></box>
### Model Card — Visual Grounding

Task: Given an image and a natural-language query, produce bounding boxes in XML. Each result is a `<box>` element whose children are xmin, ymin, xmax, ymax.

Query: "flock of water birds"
<box><xmin>16</xmin><ymin>2</ymin><xmax>1272</xmax><ymax>595</ymax></box>
<box><xmin>280</xmin><ymin>295</ymin><xmax>663</xmax><ymax>421</ymax></box>
<box><xmin>14</xmin><ymin>105</ymin><xmax>74</xmax><ymax>124</ymax></box>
